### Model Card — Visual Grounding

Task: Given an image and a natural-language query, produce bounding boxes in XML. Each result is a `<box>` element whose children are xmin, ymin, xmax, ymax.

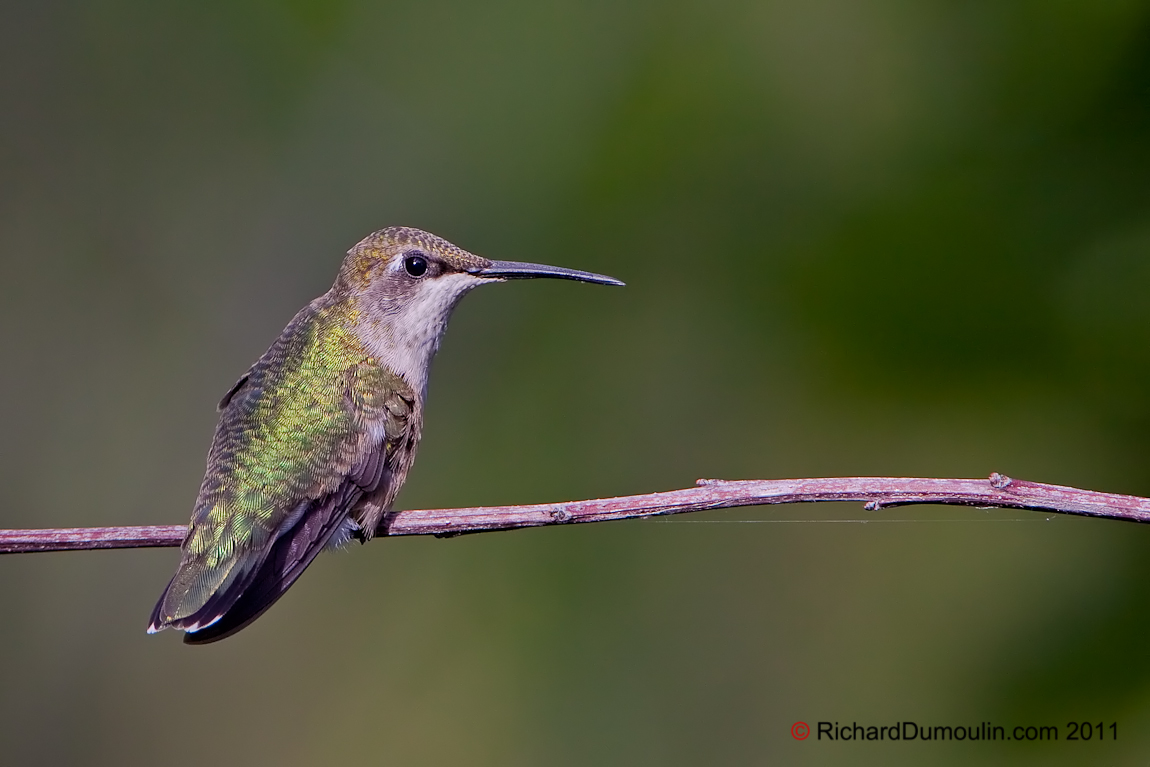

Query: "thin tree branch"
<box><xmin>3</xmin><ymin>473</ymin><xmax>1149</xmax><ymax>555</ymax></box>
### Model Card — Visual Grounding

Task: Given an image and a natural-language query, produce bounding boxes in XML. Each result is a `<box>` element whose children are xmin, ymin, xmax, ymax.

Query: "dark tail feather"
<box><xmin>147</xmin><ymin>499</ymin><xmax>314</xmax><ymax>635</ymax></box>
<box><xmin>148</xmin><ymin>550</ymin><xmax>264</xmax><ymax>635</ymax></box>
<box><xmin>183</xmin><ymin>486</ymin><xmax>359</xmax><ymax>645</ymax></box>
<box><xmin>148</xmin><ymin>578</ymin><xmax>174</xmax><ymax>633</ymax></box>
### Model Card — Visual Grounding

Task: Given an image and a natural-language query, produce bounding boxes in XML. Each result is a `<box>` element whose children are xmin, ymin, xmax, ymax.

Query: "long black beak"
<box><xmin>473</xmin><ymin>260</ymin><xmax>624</xmax><ymax>287</ymax></box>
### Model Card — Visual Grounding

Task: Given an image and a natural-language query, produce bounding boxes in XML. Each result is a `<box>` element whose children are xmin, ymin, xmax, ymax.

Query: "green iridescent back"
<box><xmin>154</xmin><ymin>294</ymin><xmax>409</xmax><ymax>626</ymax></box>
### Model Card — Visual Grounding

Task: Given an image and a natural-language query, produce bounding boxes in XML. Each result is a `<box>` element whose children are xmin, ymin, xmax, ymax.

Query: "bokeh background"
<box><xmin>3</xmin><ymin>1</ymin><xmax>1150</xmax><ymax>764</ymax></box>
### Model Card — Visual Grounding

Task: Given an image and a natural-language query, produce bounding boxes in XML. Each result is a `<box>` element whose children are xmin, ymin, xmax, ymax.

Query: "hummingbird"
<box><xmin>148</xmin><ymin>226</ymin><xmax>623</xmax><ymax>643</ymax></box>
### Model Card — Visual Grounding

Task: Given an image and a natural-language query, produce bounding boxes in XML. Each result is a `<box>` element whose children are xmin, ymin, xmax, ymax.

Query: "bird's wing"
<box><xmin>148</xmin><ymin>300</ymin><xmax>417</xmax><ymax>642</ymax></box>
<box><xmin>176</xmin><ymin>431</ymin><xmax>392</xmax><ymax>644</ymax></box>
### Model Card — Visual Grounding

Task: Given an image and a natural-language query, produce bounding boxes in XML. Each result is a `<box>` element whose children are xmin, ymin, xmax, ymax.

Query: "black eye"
<box><xmin>403</xmin><ymin>255</ymin><xmax>428</xmax><ymax>277</ymax></box>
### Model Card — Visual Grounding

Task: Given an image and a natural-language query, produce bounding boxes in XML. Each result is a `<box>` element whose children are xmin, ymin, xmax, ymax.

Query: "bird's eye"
<box><xmin>403</xmin><ymin>255</ymin><xmax>428</xmax><ymax>277</ymax></box>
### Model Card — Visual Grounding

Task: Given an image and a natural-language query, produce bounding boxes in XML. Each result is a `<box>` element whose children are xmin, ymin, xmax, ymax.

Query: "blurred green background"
<box><xmin>3</xmin><ymin>0</ymin><xmax>1150</xmax><ymax>764</ymax></box>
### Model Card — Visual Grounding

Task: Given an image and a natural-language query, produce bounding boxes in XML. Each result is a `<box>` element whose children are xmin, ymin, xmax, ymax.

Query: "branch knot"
<box><xmin>989</xmin><ymin>472</ymin><xmax>1013</xmax><ymax>490</ymax></box>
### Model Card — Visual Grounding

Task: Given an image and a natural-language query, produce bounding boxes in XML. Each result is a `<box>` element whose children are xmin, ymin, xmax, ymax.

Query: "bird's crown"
<box><xmin>339</xmin><ymin>226</ymin><xmax>489</xmax><ymax>289</ymax></box>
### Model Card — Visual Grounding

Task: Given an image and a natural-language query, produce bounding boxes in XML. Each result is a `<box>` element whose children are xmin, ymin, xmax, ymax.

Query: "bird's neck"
<box><xmin>348</xmin><ymin>274</ymin><xmax>483</xmax><ymax>397</ymax></box>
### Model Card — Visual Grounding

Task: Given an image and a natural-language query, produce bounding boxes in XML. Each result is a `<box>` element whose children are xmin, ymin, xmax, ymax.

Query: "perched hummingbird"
<box><xmin>148</xmin><ymin>227</ymin><xmax>622</xmax><ymax>643</ymax></box>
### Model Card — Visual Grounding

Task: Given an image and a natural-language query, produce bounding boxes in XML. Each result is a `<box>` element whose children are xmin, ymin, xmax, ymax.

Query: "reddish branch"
<box><xmin>4</xmin><ymin>474</ymin><xmax>1150</xmax><ymax>555</ymax></box>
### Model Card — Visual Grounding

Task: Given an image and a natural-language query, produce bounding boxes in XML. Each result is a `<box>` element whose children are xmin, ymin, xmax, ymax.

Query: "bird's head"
<box><xmin>336</xmin><ymin>226</ymin><xmax>623</xmax><ymax>390</ymax></box>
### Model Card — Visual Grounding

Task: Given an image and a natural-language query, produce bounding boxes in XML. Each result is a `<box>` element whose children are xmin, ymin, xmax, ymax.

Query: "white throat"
<box><xmin>360</xmin><ymin>272</ymin><xmax>490</xmax><ymax>396</ymax></box>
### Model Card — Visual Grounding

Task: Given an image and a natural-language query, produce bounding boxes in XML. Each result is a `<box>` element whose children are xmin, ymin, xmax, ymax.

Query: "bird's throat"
<box><xmin>356</xmin><ymin>272</ymin><xmax>488</xmax><ymax>396</ymax></box>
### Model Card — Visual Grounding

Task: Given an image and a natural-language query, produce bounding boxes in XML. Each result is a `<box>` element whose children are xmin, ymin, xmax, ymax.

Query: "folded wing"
<box><xmin>148</xmin><ymin>299</ymin><xmax>416</xmax><ymax>643</ymax></box>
